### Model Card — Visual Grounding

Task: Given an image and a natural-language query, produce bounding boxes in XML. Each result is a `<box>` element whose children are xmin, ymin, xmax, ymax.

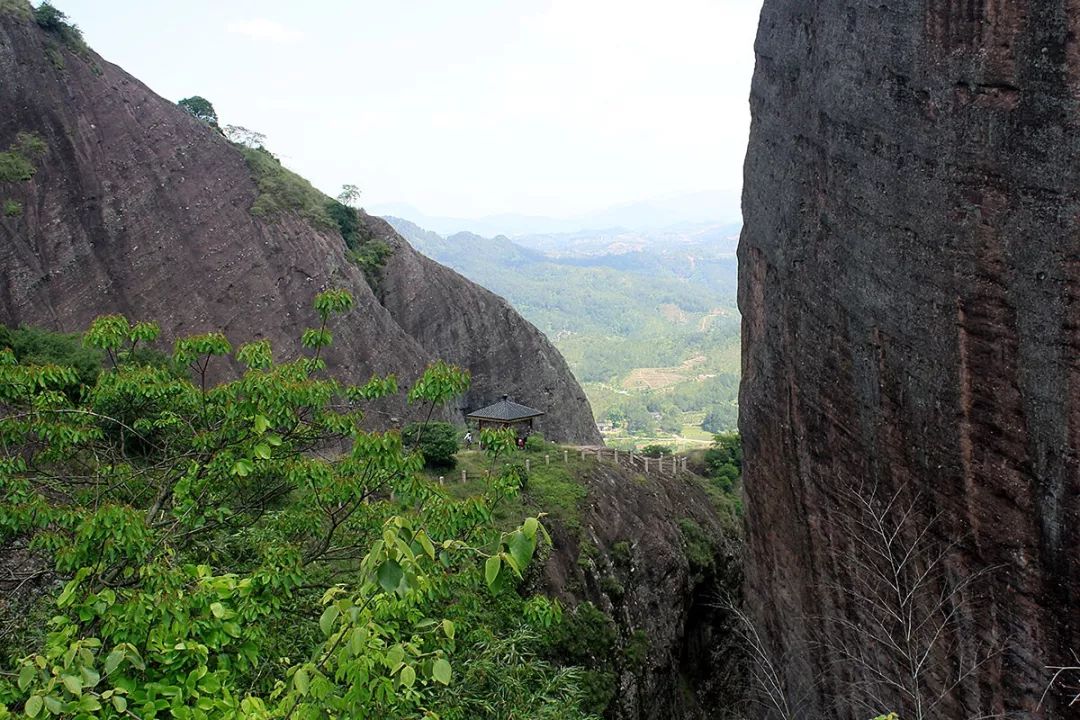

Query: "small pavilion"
<box><xmin>466</xmin><ymin>395</ymin><xmax>545</xmax><ymax>436</ymax></box>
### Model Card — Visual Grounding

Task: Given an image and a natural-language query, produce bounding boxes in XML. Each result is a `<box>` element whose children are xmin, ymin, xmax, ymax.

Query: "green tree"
<box><xmin>0</xmin><ymin>291</ymin><xmax>595</xmax><ymax>719</ymax></box>
<box><xmin>0</xmin><ymin>324</ymin><xmax>102</xmax><ymax>388</ymax></box>
<box><xmin>402</xmin><ymin>420</ymin><xmax>460</xmax><ymax>469</ymax></box>
<box><xmin>337</xmin><ymin>183</ymin><xmax>361</xmax><ymax>208</ymax></box>
<box><xmin>640</xmin><ymin>444</ymin><xmax>673</xmax><ymax>458</ymax></box>
<box><xmin>177</xmin><ymin>96</ymin><xmax>219</xmax><ymax>127</ymax></box>
<box><xmin>704</xmin><ymin>431</ymin><xmax>741</xmax><ymax>492</ymax></box>
<box><xmin>326</xmin><ymin>198</ymin><xmax>362</xmax><ymax>249</ymax></box>
<box><xmin>701</xmin><ymin>404</ymin><xmax>738</xmax><ymax>433</ymax></box>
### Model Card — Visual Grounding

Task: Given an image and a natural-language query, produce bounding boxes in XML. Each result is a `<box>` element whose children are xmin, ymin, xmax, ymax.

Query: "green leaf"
<box><xmin>111</xmin><ymin>695</ymin><xmax>127</xmax><ymax>713</ymax></box>
<box><xmin>502</xmin><ymin>550</ymin><xmax>520</xmax><ymax>576</ymax></box>
<box><xmin>56</xmin><ymin>571</ymin><xmax>85</xmax><ymax>608</ymax></box>
<box><xmin>432</xmin><ymin>658</ymin><xmax>452</xmax><ymax>686</ymax></box>
<box><xmin>399</xmin><ymin>664</ymin><xmax>416</xmax><ymax>688</ymax></box>
<box><xmin>103</xmin><ymin>647</ymin><xmax>124</xmax><ymax>675</ymax></box>
<box><xmin>485</xmin><ymin>555</ymin><xmax>502</xmax><ymax>587</ymax></box>
<box><xmin>253</xmin><ymin>443</ymin><xmax>271</xmax><ymax>460</ymax></box>
<box><xmin>377</xmin><ymin>559</ymin><xmax>404</xmax><ymax>593</ymax></box>
<box><xmin>319</xmin><ymin>605</ymin><xmax>340</xmax><ymax>637</ymax></box>
<box><xmin>507</xmin><ymin>531</ymin><xmax>536</xmax><ymax>577</ymax></box>
<box><xmin>78</xmin><ymin>695</ymin><xmax>101</xmax><ymax>712</ymax></box>
<box><xmin>210</xmin><ymin>602</ymin><xmax>225</xmax><ymax>619</ymax></box>
<box><xmin>386</xmin><ymin>644</ymin><xmax>405</xmax><ymax>670</ymax></box>
<box><xmin>17</xmin><ymin>665</ymin><xmax>34</xmax><ymax>691</ymax></box>
<box><xmin>79</xmin><ymin>666</ymin><xmax>100</xmax><ymax>689</ymax></box>
<box><xmin>442</xmin><ymin>619</ymin><xmax>455</xmax><ymax>640</ymax></box>
<box><xmin>24</xmin><ymin>695</ymin><xmax>42</xmax><ymax>718</ymax></box>
<box><xmin>350</xmin><ymin>627</ymin><xmax>367</xmax><ymax>655</ymax></box>
<box><xmin>294</xmin><ymin>667</ymin><xmax>309</xmax><ymax>695</ymax></box>
<box><xmin>253</xmin><ymin>414</ymin><xmax>270</xmax><ymax>434</ymax></box>
<box><xmin>61</xmin><ymin>674</ymin><xmax>82</xmax><ymax>697</ymax></box>
<box><xmin>417</xmin><ymin>531</ymin><xmax>436</xmax><ymax>561</ymax></box>
<box><xmin>523</xmin><ymin>516</ymin><xmax>539</xmax><ymax>539</ymax></box>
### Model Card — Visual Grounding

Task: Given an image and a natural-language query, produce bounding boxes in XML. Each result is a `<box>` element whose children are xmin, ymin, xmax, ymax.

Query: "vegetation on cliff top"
<box><xmin>236</xmin><ymin>144</ymin><xmax>336</xmax><ymax>230</ymax></box>
<box><xmin>198</xmin><ymin>113</ymin><xmax>394</xmax><ymax>291</ymax></box>
<box><xmin>0</xmin><ymin>0</ymin><xmax>32</xmax><ymax>21</ymax></box>
<box><xmin>177</xmin><ymin>96</ymin><xmax>220</xmax><ymax>129</ymax></box>
<box><xmin>0</xmin><ymin>292</ymin><xmax>601</xmax><ymax>719</ymax></box>
<box><xmin>32</xmin><ymin>1</ymin><xmax>85</xmax><ymax>52</ymax></box>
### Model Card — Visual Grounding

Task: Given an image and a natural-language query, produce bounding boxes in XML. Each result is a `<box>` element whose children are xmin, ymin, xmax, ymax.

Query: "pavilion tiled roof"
<box><xmin>466</xmin><ymin>395</ymin><xmax>545</xmax><ymax>422</ymax></box>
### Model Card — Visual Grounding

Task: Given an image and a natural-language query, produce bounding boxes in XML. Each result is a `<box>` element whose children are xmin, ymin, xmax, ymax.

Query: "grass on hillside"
<box><xmin>425</xmin><ymin>443</ymin><xmax>595</xmax><ymax>537</ymax></box>
<box><xmin>237</xmin><ymin>145</ymin><xmax>335</xmax><ymax>229</ymax></box>
<box><xmin>0</xmin><ymin>0</ymin><xmax>32</xmax><ymax>20</ymax></box>
<box><xmin>423</xmin><ymin>439</ymin><xmax>743</xmax><ymax>537</ymax></box>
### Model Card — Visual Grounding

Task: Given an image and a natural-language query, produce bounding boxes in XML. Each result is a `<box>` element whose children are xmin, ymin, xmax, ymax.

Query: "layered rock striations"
<box><xmin>0</xmin><ymin>6</ymin><xmax>599</xmax><ymax>443</ymax></box>
<box><xmin>740</xmin><ymin>1</ymin><xmax>1080</xmax><ymax>717</ymax></box>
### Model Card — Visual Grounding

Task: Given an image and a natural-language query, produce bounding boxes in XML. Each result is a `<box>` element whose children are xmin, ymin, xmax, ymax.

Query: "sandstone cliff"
<box><xmin>0</xmin><ymin>5</ymin><xmax>600</xmax><ymax>443</ymax></box>
<box><xmin>741</xmin><ymin>1</ymin><xmax>1080</xmax><ymax>718</ymax></box>
<box><xmin>535</xmin><ymin>460</ymin><xmax>743</xmax><ymax>720</ymax></box>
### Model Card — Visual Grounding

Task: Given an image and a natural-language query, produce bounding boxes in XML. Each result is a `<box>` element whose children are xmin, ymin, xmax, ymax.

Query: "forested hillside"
<box><xmin>386</xmin><ymin>218</ymin><xmax>742</xmax><ymax>448</ymax></box>
<box><xmin>0</xmin><ymin>296</ymin><xmax>745</xmax><ymax>720</ymax></box>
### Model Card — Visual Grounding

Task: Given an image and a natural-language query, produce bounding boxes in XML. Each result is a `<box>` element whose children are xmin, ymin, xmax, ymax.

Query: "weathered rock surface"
<box><xmin>537</xmin><ymin>461</ymin><xmax>743</xmax><ymax>720</ymax></box>
<box><xmin>0</xmin><ymin>7</ymin><xmax>599</xmax><ymax>442</ymax></box>
<box><xmin>741</xmin><ymin>1</ymin><xmax>1080</xmax><ymax>718</ymax></box>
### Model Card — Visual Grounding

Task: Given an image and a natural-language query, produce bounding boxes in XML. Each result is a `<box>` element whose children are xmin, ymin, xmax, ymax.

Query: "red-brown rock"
<box><xmin>740</xmin><ymin>1</ymin><xmax>1080</xmax><ymax>717</ymax></box>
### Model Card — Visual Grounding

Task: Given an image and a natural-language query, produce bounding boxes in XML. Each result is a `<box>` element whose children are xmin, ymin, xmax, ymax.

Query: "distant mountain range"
<box><xmin>369</xmin><ymin>189</ymin><xmax>742</xmax><ymax>238</ymax></box>
<box><xmin>385</xmin><ymin>216</ymin><xmax>743</xmax><ymax>440</ymax></box>
<box><xmin>383</xmin><ymin>217</ymin><xmax>742</xmax><ymax>342</ymax></box>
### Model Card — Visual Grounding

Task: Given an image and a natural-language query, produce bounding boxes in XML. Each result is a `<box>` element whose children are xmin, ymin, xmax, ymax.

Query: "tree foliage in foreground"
<box><xmin>0</xmin><ymin>291</ymin><xmax>597</xmax><ymax>719</ymax></box>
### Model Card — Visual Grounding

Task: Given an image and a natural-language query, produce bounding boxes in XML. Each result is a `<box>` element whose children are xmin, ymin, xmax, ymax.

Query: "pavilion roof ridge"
<box><xmin>466</xmin><ymin>394</ymin><xmax>545</xmax><ymax>422</ymax></box>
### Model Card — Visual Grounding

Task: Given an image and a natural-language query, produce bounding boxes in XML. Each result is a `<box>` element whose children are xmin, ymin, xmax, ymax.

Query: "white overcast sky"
<box><xmin>55</xmin><ymin>0</ymin><xmax>763</xmax><ymax>218</ymax></box>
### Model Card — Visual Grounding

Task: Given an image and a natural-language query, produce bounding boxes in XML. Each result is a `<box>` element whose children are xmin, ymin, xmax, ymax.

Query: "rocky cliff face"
<box><xmin>537</xmin><ymin>461</ymin><xmax>743</xmax><ymax>720</ymax></box>
<box><xmin>740</xmin><ymin>2</ymin><xmax>1080</xmax><ymax>718</ymax></box>
<box><xmin>0</xmin><ymin>6</ymin><xmax>599</xmax><ymax>443</ymax></box>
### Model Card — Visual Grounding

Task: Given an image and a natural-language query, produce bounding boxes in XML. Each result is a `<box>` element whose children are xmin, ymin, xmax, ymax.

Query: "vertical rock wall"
<box><xmin>740</xmin><ymin>1</ymin><xmax>1080</xmax><ymax>717</ymax></box>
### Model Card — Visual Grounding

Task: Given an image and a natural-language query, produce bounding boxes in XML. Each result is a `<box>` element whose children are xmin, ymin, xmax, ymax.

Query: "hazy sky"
<box><xmin>56</xmin><ymin>0</ymin><xmax>763</xmax><ymax>218</ymax></box>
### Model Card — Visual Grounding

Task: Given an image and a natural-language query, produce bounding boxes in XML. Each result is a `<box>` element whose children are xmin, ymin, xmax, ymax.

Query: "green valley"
<box><xmin>386</xmin><ymin>218</ymin><xmax>742</xmax><ymax>449</ymax></box>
